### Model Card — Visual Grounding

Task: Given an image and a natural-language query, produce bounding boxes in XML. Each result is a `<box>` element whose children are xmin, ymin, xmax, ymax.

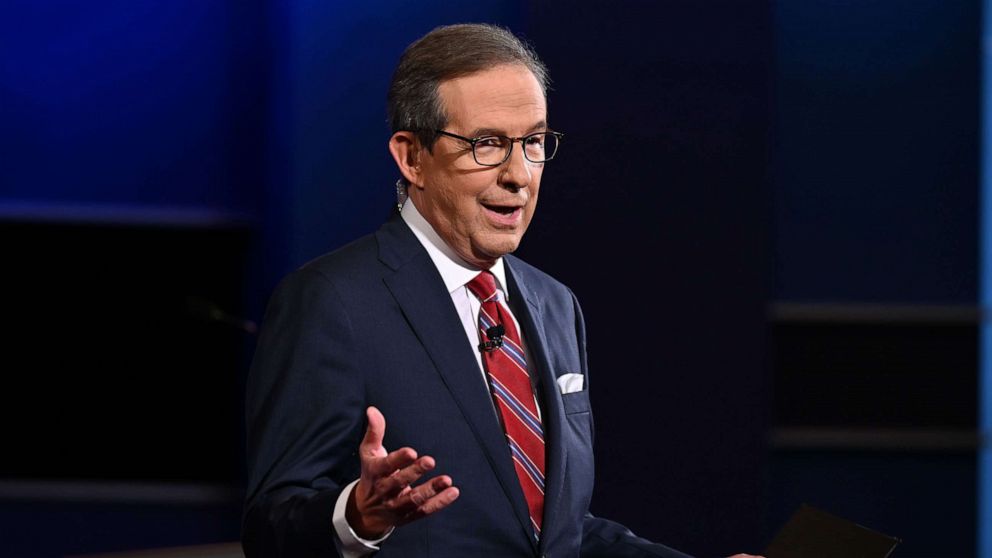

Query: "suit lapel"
<box><xmin>376</xmin><ymin>215</ymin><xmax>537</xmax><ymax>551</ymax></box>
<box><xmin>504</xmin><ymin>257</ymin><xmax>568</xmax><ymax>553</ymax></box>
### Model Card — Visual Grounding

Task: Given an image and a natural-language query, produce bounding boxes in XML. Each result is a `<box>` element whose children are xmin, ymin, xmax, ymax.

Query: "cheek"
<box><xmin>434</xmin><ymin>182</ymin><xmax>468</xmax><ymax>213</ymax></box>
<box><xmin>434</xmin><ymin>184</ymin><xmax>482</xmax><ymax>232</ymax></box>
<box><xmin>525</xmin><ymin>182</ymin><xmax>540</xmax><ymax>215</ymax></box>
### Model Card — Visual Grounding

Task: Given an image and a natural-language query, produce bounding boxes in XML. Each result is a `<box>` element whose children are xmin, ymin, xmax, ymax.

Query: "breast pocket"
<box><xmin>559</xmin><ymin>387</ymin><xmax>595</xmax><ymax>523</ymax></box>
<box><xmin>561</xmin><ymin>389</ymin><xmax>591</xmax><ymax>415</ymax></box>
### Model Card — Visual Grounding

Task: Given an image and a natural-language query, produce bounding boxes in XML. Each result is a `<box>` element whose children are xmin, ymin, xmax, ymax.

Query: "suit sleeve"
<box><xmin>581</xmin><ymin>513</ymin><xmax>694</xmax><ymax>558</ymax></box>
<box><xmin>570</xmin><ymin>291</ymin><xmax>694</xmax><ymax>558</ymax></box>
<box><xmin>242</xmin><ymin>268</ymin><xmax>365</xmax><ymax>557</ymax></box>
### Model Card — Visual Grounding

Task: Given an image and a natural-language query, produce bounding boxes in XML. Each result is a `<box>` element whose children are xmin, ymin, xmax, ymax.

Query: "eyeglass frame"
<box><xmin>429</xmin><ymin>129</ymin><xmax>564</xmax><ymax>167</ymax></box>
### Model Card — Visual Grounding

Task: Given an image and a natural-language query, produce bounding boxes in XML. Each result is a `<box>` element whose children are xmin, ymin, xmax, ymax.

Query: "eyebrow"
<box><xmin>468</xmin><ymin>120</ymin><xmax>548</xmax><ymax>138</ymax></box>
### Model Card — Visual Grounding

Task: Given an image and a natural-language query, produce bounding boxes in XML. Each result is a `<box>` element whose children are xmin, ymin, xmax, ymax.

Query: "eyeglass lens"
<box><xmin>474</xmin><ymin>133</ymin><xmax>559</xmax><ymax>165</ymax></box>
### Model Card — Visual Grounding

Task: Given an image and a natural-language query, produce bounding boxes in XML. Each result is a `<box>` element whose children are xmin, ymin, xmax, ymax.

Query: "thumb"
<box><xmin>360</xmin><ymin>406</ymin><xmax>386</xmax><ymax>456</ymax></box>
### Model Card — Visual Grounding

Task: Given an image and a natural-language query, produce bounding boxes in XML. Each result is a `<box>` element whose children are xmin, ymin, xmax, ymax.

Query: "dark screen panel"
<box><xmin>1</xmin><ymin>222</ymin><xmax>250</xmax><ymax>482</ymax></box>
<box><xmin>772</xmin><ymin>1</ymin><xmax>980</xmax><ymax>303</ymax></box>
<box><xmin>773</xmin><ymin>322</ymin><xmax>977</xmax><ymax>428</ymax></box>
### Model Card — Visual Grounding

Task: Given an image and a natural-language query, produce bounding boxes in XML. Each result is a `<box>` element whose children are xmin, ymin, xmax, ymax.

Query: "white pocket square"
<box><xmin>556</xmin><ymin>373</ymin><xmax>584</xmax><ymax>394</ymax></box>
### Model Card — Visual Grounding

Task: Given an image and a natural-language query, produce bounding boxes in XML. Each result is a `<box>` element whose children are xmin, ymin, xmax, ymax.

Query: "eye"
<box><xmin>476</xmin><ymin>136</ymin><xmax>505</xmax><ymax>149</ymax></box>
<box><xmin>524</xmin><ymin>134</ymin><xmax>546</xmax><ymax>148</ymax></box>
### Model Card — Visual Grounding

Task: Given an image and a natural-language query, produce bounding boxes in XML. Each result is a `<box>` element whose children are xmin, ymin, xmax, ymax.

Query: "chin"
<box><xmin>469</xmin><ymin>230</ymin><xmax>526</xmax><ymax>264</ymax></box>
<box><xmin>481</xmin><ymin>240</ymin><xmax>522</xmax><ymax>260</ymax></box>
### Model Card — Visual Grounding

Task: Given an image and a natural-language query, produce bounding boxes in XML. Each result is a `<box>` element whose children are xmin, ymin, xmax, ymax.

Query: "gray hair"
<box><xmin>387</xmin><ymin>23</ymin><xmax>549</xmax><ymax>152</ymax></box>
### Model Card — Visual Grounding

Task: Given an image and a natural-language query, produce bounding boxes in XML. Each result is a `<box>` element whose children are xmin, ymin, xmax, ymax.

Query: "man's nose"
<box><xmin>498</xmin><ymin>141</ymin><xmax>533</xmax><ymax>190</ymax></box>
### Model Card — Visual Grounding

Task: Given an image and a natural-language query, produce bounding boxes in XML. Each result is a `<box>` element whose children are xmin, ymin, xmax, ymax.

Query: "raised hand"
<box><xmin>345</xmin><ymin>406</ymin><xmax>460</xmax><ymax>539</ymax></box>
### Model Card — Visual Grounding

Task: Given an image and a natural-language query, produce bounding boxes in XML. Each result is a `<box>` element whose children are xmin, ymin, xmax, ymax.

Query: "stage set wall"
<box><xmin>771</xmin><ymin>2</ymin><xmax>979</xmax><ymax>558</ymax></box>
<box><xmin>0</xmin><ymin>1</ymin><xmax>983</xmax><ymax>557</ymax></box>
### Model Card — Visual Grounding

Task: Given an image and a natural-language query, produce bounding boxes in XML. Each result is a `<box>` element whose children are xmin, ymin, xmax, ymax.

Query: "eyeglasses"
<box><xmin>434</xmin><ymin>130</ymin><xmax>563</xmax><ymax>167</ymax></box>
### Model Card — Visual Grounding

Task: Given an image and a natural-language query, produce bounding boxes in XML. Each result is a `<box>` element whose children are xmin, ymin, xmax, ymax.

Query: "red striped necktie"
<box><xmin>467</xmin><ymin>271</ymin><xmax>545</xmax><ymax>536</ymax></box>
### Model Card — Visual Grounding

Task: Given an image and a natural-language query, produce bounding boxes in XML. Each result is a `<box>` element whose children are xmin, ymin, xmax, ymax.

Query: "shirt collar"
<box><xmin>400</xmin><ymin>198</ymin><xmax>510</xmax><ymax>299</ymax></box>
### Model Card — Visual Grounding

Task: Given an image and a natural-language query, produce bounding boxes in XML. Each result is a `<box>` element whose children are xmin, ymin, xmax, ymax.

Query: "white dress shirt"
<box><xmin>332</xmin><ymin>198</ymin><xmax>535</xmax><ymax>557</ymax></box>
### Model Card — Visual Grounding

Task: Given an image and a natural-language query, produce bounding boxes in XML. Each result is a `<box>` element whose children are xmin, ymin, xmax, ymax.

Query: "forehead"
<box><xmin>437</xmin><ymin>64</ymin><xmax>547</xmax><ymax>134</ymax></box>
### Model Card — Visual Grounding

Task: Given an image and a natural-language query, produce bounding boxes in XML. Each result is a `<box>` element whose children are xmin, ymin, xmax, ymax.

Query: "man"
<box><xmin>243</xmin><ymin>23</ymin><xmax>760</xmax><ymax>558</ymax></box>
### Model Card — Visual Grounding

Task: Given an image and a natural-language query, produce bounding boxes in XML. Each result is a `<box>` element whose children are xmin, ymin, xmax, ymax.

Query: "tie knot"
<box><xmin>467</xmin><ymin>271</ymin><xmax>498</xmax><ymax>302</ymax></box>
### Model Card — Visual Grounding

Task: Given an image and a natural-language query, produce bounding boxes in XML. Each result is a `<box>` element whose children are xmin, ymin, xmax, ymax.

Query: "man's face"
<box><xmin>407</xmin><ymin>64</ymin><xmax>547</xmax><ymax>269</ymax></box>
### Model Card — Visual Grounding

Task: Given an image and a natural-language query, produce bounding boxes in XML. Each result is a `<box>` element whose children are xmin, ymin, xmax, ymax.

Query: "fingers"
<box><xmin>399</xmin><ymin>480</ymin><xmax>460</xmax><ymax>523</ymax></box>
<box><xmin>404</xmin><ymin>473</ymin><xmax>450</xmax><ymax>507</ymax></box>
<box><xmin>366</xmin><ymin>446</ymin><xmax>419</xmax><ymax>480</ymax></box>
<box><xmin>365</xmin><ymin>461</ymin><xmax>455</xmax><ymax>507</ymax></box>
<box><xmin>360</xmin><ymin>406</ymin><xmax>386</xmax><ymax>458</ymax></box>
<box><xmin>356</xmin><ymin>457</ymin><xmax>458</xmax><ymax>526</ymax></box>
<box><xmin>375</xmin><ymin>455</ymin><xmax>435</xmax><ymax>496</ymax></box>
<box><xmin>361</xmin><ymin>406</ymin><xmax>420</xmax><ymax>479</ymax></box>
<box><xmin>353</xmin><ymin>405</ymin><xmax>459</xmax><ymax>528</ymax></box>
<box><xmin>385</xmin><ymin>447</ymin><xmax>423</xmax><ymax>472</ymax></box>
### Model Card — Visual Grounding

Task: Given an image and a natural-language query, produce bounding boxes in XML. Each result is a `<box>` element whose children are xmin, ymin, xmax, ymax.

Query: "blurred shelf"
<box><xmin>67</xmin><ymin>542</ymin><xmax>244</xmax><ymax>558</ymax></box>
<box><xmin>769</xmin><ymin>427</ymin><xmax>981</xmax><ymax>452</ymax></box>
<box><xmin>768</xmin><ymin>302</ymin><xmax>981</xmax><ymax>324</ymax></box>
<box><xmin>0</xmin><ymin>479</ymin><xmax>239</xmax><ymax>505</ymax></box>
<box><xmin>0</xmin><ymin>201</ymin><xmax>255</xmax><ymax>229</ymax></box>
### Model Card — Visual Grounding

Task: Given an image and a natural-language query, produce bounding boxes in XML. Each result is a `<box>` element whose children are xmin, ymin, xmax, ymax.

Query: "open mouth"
<box><xmin>481</xmin><ymin>203</ymin><xmax>523</xmax><ymax>226</ymax></box>
<box><xmin>483</xmin><ymin>204</ymin><xmax>519</xmax><ymax>215</ymax></box>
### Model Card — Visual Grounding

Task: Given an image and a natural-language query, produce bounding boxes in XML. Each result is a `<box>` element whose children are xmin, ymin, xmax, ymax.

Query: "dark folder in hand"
<box><xmin>765</xmin><ymin>504</ymin><xmax>900</xmax><ymax>558</ymax></box>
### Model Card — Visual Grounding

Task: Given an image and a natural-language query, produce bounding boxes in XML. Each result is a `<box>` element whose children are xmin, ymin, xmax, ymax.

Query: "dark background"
<box><xmin>0</xmin><ymin>1</ymin><xmax>980</xmax><ymax>557</ymax></box>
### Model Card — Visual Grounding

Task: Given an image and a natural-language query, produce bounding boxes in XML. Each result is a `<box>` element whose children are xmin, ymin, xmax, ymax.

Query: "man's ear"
<box><xmin>389</xmin><ymin>131</ymin><xmax>424</xmax><ymax>188</ymax></box>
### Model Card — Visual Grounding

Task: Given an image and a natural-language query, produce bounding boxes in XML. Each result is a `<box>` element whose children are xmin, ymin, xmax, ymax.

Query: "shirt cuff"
<box><xmin>332</xmin><ymin>479</ymin><xmax>394</xmax><ymax>558</ymax></box>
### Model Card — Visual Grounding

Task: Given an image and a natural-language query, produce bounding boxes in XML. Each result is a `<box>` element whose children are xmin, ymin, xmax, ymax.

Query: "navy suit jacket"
<box><xmin>243</xmin><ymin>212</ymin><xmax>692</xmax><ymax>558</ymax></box>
